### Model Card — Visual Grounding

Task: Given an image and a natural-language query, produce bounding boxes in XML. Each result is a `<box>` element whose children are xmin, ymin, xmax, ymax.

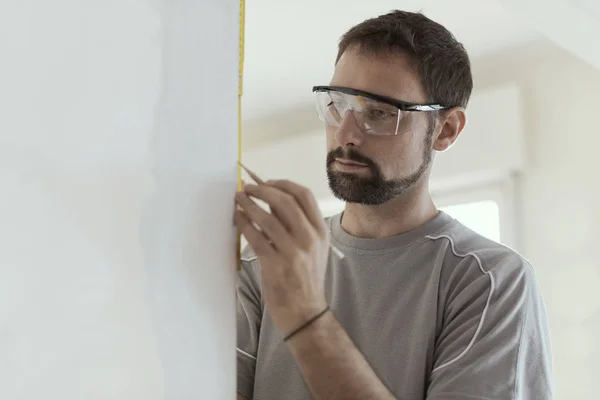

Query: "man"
<box><xmin>234</xmin><ymin>10</ymin><xmax>553</xmax><ymax>400</ymax></box>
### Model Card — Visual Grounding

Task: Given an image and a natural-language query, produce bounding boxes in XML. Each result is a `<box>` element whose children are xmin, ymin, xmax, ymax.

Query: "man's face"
<box><xmin>325</xmin><ymin>47</ymin><xmax>435</xmax><ymax>205</ymax></box>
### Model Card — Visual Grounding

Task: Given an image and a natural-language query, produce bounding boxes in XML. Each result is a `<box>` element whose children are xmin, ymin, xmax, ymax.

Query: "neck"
<box><xmin>340</xmin><ymin>181</ymin><xmax>438</xmax><ymax>239</ymax></box>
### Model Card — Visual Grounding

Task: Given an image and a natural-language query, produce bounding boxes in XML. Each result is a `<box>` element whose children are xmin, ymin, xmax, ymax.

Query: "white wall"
<box><xmin>0</xmin><ymin>2</ymin><xmax>238</xmax><ymax>399</ymax></box>
<box><xmin>470</xmin><ymin>47</ymin><xmax>600</xmax><ymax>398</ymax></box>
<box><xmin>515</xmin><ymin>53</ymin><xmax>600</xmax><ymax>399</ymax></box>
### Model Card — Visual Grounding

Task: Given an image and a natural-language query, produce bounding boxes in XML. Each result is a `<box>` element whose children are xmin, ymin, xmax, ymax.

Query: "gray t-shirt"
<box><xmin>236</xmin><ymin>211</ymin><xmax>554</xmax><ymax>399</ymax></box>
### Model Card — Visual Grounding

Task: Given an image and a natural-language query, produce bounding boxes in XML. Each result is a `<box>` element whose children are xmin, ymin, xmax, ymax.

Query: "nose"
<box><xmin>334</xmin><ymin>110</ymin><xmax>365</xmax><ymax>147</ymax></box>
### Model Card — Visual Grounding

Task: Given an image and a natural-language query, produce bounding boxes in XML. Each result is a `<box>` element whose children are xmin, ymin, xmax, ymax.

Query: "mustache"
<box><xmin>326</xmin><ymin>147</ymin><xmax>376</xmax><ymax>169</ymax></box>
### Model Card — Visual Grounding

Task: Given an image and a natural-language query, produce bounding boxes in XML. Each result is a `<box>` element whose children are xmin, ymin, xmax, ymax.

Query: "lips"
<box><xmin>335</xmin><ymin>158</ymin><xmax>367</xmax><ymax>167</ymax></box>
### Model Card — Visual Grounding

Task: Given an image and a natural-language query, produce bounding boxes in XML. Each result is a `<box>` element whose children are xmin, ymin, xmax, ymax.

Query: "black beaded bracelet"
<box><xmin>283</xmin><ymin>306</ymin><xmax>330</xmax><ymax>342</ymax></box>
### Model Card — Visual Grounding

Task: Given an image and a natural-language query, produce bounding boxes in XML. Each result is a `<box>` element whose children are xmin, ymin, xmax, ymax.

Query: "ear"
<box><xmin>433</xmin><ymin>107</ymin><xmax>467</xmax><ymax>152</ymax></box>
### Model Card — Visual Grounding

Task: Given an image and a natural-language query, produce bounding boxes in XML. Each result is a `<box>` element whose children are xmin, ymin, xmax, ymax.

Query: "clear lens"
<box><xmin>315</xmin><ymin>90</ymin><xmax>418</xmax><ymax>136</ymax></box>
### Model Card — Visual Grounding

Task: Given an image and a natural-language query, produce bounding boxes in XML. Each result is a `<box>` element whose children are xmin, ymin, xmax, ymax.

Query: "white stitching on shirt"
<box><xmin>237</xmin><ymin>347</ymin><xmax>257</xmax><ymax>361</ymax></box>
<box><xmin>425</xmin><ymin>234</ymin><xmax>496</xmax><ymax>373</ymax></box>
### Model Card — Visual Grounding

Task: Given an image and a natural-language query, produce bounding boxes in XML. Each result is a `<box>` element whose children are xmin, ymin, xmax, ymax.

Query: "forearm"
<box><xmin>286</xmin><ymin>311</ymin><xmax>395</xmax><ymax>400</ymax></box>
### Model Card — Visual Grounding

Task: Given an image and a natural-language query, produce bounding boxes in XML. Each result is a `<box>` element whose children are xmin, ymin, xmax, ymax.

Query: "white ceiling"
<box><xmin>241</xmin><ymin>0</ymin><xmax>600</xmax><ymax>131</ymax></box>
<box><xmin>241</xmin><ymin>0</ymin><xmax>541</xmax><ymax>124</ymax></box>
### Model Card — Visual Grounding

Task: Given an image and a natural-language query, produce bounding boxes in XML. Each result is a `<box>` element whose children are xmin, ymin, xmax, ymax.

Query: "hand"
<box><xmin>234</xmin><ymin>179</ymin><xmax>330</xmax><ymax>337</ymax></box>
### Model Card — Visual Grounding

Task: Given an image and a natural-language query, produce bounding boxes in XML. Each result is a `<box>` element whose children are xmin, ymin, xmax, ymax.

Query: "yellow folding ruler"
<box><xmin>236</xmin><ymin>0</ymin><xmax>246</xmax><ymax>271</ymax></box>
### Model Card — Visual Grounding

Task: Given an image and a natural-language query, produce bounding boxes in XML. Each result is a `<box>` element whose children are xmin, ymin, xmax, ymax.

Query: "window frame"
<box><xmin>432</xmin><ymin>176</ymin><xmax>519</xmax><ymax>251</ymax></box>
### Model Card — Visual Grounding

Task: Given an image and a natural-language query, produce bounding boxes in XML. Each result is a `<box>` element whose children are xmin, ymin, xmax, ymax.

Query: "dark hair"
<box><xmin>336</xmin><ymin>10</ymin><xmax>473</xmax><ymax>108</ymax></box>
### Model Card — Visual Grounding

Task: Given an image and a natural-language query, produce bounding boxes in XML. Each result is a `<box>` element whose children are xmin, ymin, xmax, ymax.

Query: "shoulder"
<box><xmin>426</xmin><ymin>223</ymin><xmax>553</xmax><ymax>397</ymax></box>
<box><xmin>425</xmin><ymin>220</ymin><xmax>540</xmax><ymax>306</ymax></box>
<box><xmin>425</xmin><ymin>220</ymin><xmax>534</xmax><ymax>279</ymax></box>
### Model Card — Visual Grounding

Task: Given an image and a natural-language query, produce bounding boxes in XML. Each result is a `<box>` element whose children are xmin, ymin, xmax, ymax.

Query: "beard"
<box><xmin>326</xmin><ymin>126</ymin><xmax>433</xmax><ymax>206</ymax></box>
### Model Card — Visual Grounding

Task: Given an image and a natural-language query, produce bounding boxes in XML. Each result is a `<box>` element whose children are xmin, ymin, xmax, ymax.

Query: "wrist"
<box><xmin>284</xmin><ymin>305</ymin><xmax>330</xmax><ymax>342</ymax></box>
<box><xmin>284</xmin><ymin>306</ymin><xmax>334</xmax><ymax>346</ymax></box>
<box><xmin>273</xmin><ymin>298</ymin><xmax>328</xmax><ymax>335</ymax></box>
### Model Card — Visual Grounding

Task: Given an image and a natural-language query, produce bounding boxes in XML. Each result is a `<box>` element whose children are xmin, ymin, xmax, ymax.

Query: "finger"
<box><xmin>234</xmin><ymin>209</ymin><xmax>275</xmax><ymax>258</ymax></box>
<box><xmin>243</xmin><ymin>183</ymin><xmax>313</xmax><ymax>241</ymax></box>
<box><xmin>266</xmin><ymin>180</ymin><xmax>327</xmax><ymax>234</ymax></box>
<box><xmin>235</xmin><ymin>191</ymin><xmax>294</xmax><ymax>253</ymax></box>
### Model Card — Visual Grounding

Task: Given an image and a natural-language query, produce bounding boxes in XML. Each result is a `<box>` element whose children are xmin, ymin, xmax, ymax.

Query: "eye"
<box><xmin>365</xmin><ymin>108</ymin><xmax>396</xmax><ymax>120</ymax></box>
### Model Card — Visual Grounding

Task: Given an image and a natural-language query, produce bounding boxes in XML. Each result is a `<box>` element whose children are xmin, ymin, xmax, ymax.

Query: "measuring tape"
<box><xmin>236</xmin><ymin>0</ymin><xmax>246</xmax><ymax>271</ymax></box>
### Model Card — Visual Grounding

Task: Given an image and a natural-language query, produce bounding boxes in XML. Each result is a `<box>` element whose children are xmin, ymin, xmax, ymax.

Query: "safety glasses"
<box><xmin>312</xmin><ymin>85</ymin><xmax>449</xmax><ymax>136</ymax></box>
